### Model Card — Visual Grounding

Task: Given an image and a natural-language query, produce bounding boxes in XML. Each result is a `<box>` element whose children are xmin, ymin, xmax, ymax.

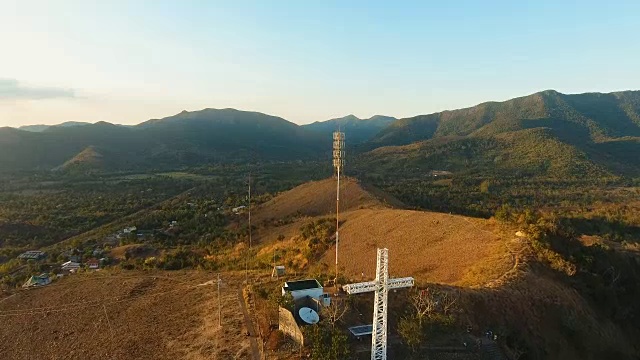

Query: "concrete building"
<box><xmin>61</xmin><ymin>261</ymin><xmax>81</xmax><ymax>271</ymax></box>
<box><xmin>282</xmin><ymin>279</ymin><xmax>323</xmax><ymax>301</ymax></box>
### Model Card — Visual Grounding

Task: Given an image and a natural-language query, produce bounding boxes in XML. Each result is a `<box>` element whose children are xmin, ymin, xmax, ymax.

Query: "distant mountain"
<box><xmin>361</xmin><ymin>90</ymin><xmax>640</xmax><ymax>177</ymax></box>
<box><xmin>2</xmin><ymin>91</ymin><xmax>640</xmax><ymax>177</ymax></box>
<box><xmin>369</xmin><ymin>90</ymin><xmax>640</xmax><ymax>147</ymax></box>
<box><xmin>0</xmin><ymin>108</ymin><xmax>325</xmax><ymax>173</ymax></box>
<box><xmin>54</xmin><ymin>146</ymin><xmax>105</xmax><ymax>173</ymax></box>
<box><xmin>302</xmin><ymin>114</ymin><xmax>396</xmax><ymax>144</ymax></box>
<box><xmin>19</xmin><ymin>121</ymin><xmax>91</xmax><ymax>132</ymax></box>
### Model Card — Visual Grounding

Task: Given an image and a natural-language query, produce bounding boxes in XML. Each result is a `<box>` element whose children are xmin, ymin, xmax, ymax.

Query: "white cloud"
<box><xmin>0</xmin><ymin>78</ymin><xmax>76</xmax><ymax>100</ymax></box>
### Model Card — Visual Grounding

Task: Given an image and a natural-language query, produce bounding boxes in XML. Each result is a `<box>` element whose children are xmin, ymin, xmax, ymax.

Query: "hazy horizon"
<box><xmin>2</xmin><ymin>1</ymin><xmax>639</xmax><ymax>127</ymax></box>
<box><xmin>8</xmin><ymin>88</ymin><xmax>640</xmax><ymax>129</ymax></box>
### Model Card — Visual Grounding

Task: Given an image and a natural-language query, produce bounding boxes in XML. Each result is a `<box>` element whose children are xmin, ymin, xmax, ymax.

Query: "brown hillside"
<box><xmin>0</xmin><ymin>271</ymin><xmax>252</xmax><ymax>360</ymax></box>
<box><xmin>323</xmin><ymin>208</ymin><xmax>513</xmax><ymax>285</ymax></box>
<box><xmin>251</xmin><ymin>178</ymin><xmax>639</xmax><ymax>359</ymax></box>
<box><xmin>252</xmin><ymin>177</ymin><xmax>513</xmax><ymax>286</ymax></box>
<box><xmin>253</xmin><ymin>177</ymin><xmax>384</xmax><ymax>223</ymax></box>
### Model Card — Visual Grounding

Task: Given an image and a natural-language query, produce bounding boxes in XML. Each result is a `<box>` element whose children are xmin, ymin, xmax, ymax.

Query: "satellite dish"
<box><xmin>299</xmin><ymin>307</ymin><xmax>320</xmax><ymax>325</ymax></box>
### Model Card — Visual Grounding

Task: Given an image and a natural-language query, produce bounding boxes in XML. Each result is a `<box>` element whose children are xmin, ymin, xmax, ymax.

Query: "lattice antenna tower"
<box><xmin>332</xmin><ymin>130</ymin><xmax>345</xmax><ymax>283</ymax></box>
<box><xmin>245</xmin><ymin>171</ymin><xmax>252</xmax><ymax>282</ymax></box>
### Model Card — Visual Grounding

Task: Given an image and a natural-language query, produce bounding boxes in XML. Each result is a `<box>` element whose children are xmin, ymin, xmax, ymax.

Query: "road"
<box><xmin>237</xmin><ymin>287</ymin><xmax>261</xmax><ymax>360</ymax></box>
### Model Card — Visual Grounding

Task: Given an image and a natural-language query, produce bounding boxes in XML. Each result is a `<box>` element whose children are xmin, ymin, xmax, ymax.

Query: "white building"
<box><xmin>232</xmin><ymin>206</ymin><xmax>246</xmax><ymax>214</ymax></box>
<box><xmin>61</xmin><ymin>261</ymin><xmax>81</xmax><ymax>271</ymax></box>
<box><xmin>123</xmin><ymin>226</ymin><xmax>137</xmax><ymax>234</ymax></box>
<box><xmin>282</xmin><ymin>279</ymin><xmax>324</xmax><ymax>301</ymax></box>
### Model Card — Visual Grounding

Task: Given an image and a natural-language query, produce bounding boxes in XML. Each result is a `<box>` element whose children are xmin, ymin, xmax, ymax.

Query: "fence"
<box><xmin>278</xmin><ymin>307</ymin><xmax>304</xmax><ymax>346</ymax></box>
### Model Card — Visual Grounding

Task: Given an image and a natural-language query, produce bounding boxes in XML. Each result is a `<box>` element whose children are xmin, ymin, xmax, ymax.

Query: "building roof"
<box><xmin>62</xmin><ymin>261</ymin><xmax>80</xmax><ymax>267</ymax></box>
<box><xmin>18</xmin><ymin>250</ymin><xmax>46</xmax><ymax>259</ymax></box>
<box><xmin>283</xmin><ymin>279</ymin><xmax>322</xmax><ymax>292</ymax></box>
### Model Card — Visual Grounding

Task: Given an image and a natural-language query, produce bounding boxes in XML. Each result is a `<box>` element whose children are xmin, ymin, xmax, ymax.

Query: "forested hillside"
<box><xmin>2</xmin><ymin>90</ymin><xmax>640</xmax><ymax>177</ymax></box>
<box><xmin>302</xmin><ymin>114</ymin><xmax>396</xmax><ymax>145</ymax></box>
<box><xmin>0</xmin><ymin>108</ymin><xmax>326</xmax><ymax>173</ymax></box>
<box><xmin>361</xmin><ymin>90</ymin><xmax>640</xmax><ymax>177</ymax></box>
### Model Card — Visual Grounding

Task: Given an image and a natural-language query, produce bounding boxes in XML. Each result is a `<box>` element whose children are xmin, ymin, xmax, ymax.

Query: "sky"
<box><xmin>1</xmin><ymin>0</ymin><xmax>639</xmax><ymax>127</ymax></box>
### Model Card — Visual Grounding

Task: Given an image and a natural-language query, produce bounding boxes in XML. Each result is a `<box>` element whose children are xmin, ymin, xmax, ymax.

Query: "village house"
<box><xmin>123</xmin><ymin>226</ymin><xmax>137</xmax><ymax>234</ymax></box>
<box><xmin>61</xmin><ymin>261</ymin><xmax>81</xmax><ymax>272</ymax></box>
<box><xmin>22</xmin><ymin>273</ymin><xmax>51</xmax><ymax>288</ymax></box>
<box><xmin>85</xmin><ymin>258</ymin><xmax>100</xmax><ymax>270</ymax></box>
<box><xmin>17</xmin><ymin>250</ymin><xmax>46</xmax><ymax>260</ymax></box>
<box><xmin>232</xmin><ymin>205</ymin><xmax>246</xmax><ymax>214</ymax></box>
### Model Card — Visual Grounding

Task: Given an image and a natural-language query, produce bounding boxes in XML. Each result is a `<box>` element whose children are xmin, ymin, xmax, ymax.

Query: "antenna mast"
<box><xmin>245</xmin><ymin>171</ymin><xmax>252</xmax><ymax>282</ymax></box>
<box><xmin>332</xmin><ymin>130</ymin><xmax>345</xmax><ymax>283</ymax></box>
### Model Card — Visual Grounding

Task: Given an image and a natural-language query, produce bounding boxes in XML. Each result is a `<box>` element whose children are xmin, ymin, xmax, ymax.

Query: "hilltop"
<box><xmin>54</xmin><ymin>145</ymin><xmax>104</xmax><ymax>172</ymax></box>
<box><xmin>252</xmin><ymin>177</ymin><xmax>511</xmax><ymax>285</ymax></box>
<box><xmin>249</xmin><ymin>178</ymin><xmax>639</xmax><ymax>359</ymax></box>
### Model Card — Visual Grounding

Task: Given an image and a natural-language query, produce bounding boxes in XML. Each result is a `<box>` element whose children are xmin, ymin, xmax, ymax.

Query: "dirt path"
<box><xmin>237</xmin><ymin>287</ymin><xmax>260</xmax><ymax>360</ymax></box>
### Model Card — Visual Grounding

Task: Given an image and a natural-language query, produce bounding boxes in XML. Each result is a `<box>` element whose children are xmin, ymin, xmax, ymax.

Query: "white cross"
<box><xmin>342</xmin><ymin>248</ymin><xmax>414</xmax><ymax>360</ymax></box>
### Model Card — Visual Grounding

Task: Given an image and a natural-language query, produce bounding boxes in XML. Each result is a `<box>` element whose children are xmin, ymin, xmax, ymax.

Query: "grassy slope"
<box><xmin>0</xmin><ymin>271</ymin><xmax>253</xmax><ymax>360</ymax></box>
<box><xmin>250</xmin><ymin>178</ymin><xmax>639</xmax><ymax>359</ymax></box>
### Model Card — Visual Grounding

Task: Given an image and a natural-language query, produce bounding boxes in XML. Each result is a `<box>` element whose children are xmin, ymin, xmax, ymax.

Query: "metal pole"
<box><xmin>246</xmin><ymin>172</ymin><xmax>251</xmax><ymax>282</ymax></box>
<box><xmin>217</xmin><ymin>273</ymin><xmax>222</xmax><ymax>328</ymax></box>
<box><xmin>336</xmin><ymin>164</ymin><xmax>340</xmax><ymax>284</ymax></box>
<box><xmin>249</xmin><ymin>172</ymin><xmax>252</xmax><ymax>250</ymax></box>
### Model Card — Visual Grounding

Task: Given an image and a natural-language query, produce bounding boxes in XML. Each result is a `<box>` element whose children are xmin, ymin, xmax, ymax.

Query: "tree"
<box><xmin>306</xmin><ymin>325</ymin><xmax>329</xmax><ymax>360</ymax></box>
<box><xmin>322</xmin><ymin>298</ymin><xmax>349</xmax><ymax>329</ymax></box>
<box><xmin>398</xmin><ymin>315</ymin><xmax>424</xmax><ymax>353</ymax></box>
<box><xmin>440</xmin><ymin>290</ymin><xmax>459</xmax><ymax>316</ymax></box>
<box><xmin>329</xmin><ymin>329</ymin><xmax>349</xmax><ymax>360</ymax></box>
<box><xmin>410</xmin><ymin>288</ymin><xmax>437</xmax><ymax>326</ymax></box>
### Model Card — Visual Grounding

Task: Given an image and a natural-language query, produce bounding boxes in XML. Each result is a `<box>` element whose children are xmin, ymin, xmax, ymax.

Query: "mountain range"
<box><xmin>1</xmin><ymin>90</ymin><xmax>639</xmax><ymax>176</ymax></box>
<box><xmin>360</xmin><ymin>90</ymin><xmax>640</xmax><ymax>177</ymax></box>
<box><xmin>303</xmin><ymin>114</ymin><xmax>396</xmax><ymax>145</ymax></box>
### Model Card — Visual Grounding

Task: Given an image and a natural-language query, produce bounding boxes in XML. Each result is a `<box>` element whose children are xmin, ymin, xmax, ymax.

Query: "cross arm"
<box><xmin>342</xmin><ymin>277</ymin><xmax>414</xmax><ymax>294</ymax></box>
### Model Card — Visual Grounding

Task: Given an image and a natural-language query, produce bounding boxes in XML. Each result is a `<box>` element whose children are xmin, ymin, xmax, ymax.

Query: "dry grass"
<box><xmin>253</xmin><ymin>177</ymin><xmax>383</xmax><ymax>223</ymax></box>
<box><xmin>323</xmin><ymin>208</ymin><xmax>512</xmax><ymax>285</ymax></box>
<box><xmin>0</xmin><ymin>270</ymin><xmax>251</xmax><ymax>360</ymax></box>
<box><xmin>252</xmin><ymin>177</ymin><xmax>513</xmax><ymax>286</ymax></box>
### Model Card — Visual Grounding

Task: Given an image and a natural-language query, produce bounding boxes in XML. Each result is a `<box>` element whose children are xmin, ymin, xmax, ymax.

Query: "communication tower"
<box><xmin>332</xmin><ymin>131</ymin><xmax>345</xmax><ymax>283</ymax></box>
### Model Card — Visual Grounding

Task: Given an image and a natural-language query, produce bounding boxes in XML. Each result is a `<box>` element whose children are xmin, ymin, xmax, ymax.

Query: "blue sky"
<box><xmin>1</xmin><ymin>0</ymin><xmax>639</xmax><ymax>126</ymax></box>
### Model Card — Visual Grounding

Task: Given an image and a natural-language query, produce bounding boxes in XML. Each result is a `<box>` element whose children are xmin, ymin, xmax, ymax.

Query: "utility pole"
<box><xmin>249</xmin><ymin>171</ymin><xmax>252</xmax><ymax>250</ymax></box>
<box><xmin>246</xmin><ymin>172</ymin><xmax>252</xmax><ymax>282</ymax></box>
<box><xmin>332</xmin><ymin>130</ymin><xmax>345</xmax><ymax>285</ymax></box>
<box><xmin>217</xmin><ymin>273</ymin><xmax>222</xmax><ymax>328</ymax></box>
